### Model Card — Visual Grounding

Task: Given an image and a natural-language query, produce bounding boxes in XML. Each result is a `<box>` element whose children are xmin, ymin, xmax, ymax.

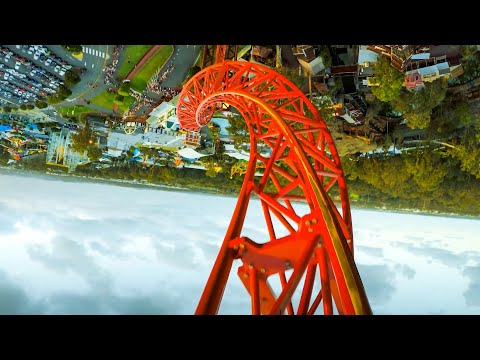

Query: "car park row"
<box><xmin>0</xmin><ymin>45</ymin><xmax>78</xmax><ymax>106</ymax></box>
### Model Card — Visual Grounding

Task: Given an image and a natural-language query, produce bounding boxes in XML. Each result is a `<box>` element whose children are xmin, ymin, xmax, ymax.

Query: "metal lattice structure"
<box><xmin>176</xmin><ymin>58</ymin><xmax>372</xmax><ymax>315</ymax></box>
<box><xmin>46</xmin><ymin>129</ymin><xmax>90</xmax><ymax>172</ymax></box>
<box><xmin>200</xmin><ymin>45</ymin><xmax>239</xmax><ymax>69</ymax></box>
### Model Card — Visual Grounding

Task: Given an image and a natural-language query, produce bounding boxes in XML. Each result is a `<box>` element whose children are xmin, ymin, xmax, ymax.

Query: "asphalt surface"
<box><xmin>55</xmin><ymin>45</ymin><xmax>110</xmax><ymax>102</ymax></box>
<box><xmin>46</xmin><ymin>45</ymin><xmax>113</xmax><ymax>122</ymax></box>
<box><xmin>162</xmin><ymin>45</ymin><xmax>202</xmax><ymax>88</ymax></box>
<box><xmin>2</xmin><ymin>44</ymin><xmax>202</xmax><ymax>125</ymax></box>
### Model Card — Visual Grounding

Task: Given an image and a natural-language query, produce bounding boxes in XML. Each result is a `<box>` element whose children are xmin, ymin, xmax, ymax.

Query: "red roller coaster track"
<box><xmin>176</xmin><ymin>52</ymin><xmax>372</xmax><ymax>315</ymax></box>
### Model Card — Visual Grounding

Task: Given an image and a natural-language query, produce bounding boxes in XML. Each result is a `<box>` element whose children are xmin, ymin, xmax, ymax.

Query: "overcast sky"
<box><xmin>0</xmin><ymin>169</ymin><xmax>479</xmax><ymax>315</ymax></box>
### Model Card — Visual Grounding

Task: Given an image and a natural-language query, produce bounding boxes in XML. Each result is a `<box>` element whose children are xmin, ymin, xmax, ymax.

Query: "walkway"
<box><xmin>126</xmin><ymin>45</ymin><xmax>165</xmax><ymax>80</ymax></box>
<box><xmin>113</xmin><ymin>45</ymin><xmax>166</xmax><ymax>113</ymax></box>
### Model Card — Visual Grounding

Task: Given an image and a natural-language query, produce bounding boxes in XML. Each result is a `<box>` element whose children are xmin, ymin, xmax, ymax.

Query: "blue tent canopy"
<box><xmin>0</xmin><ymin>125</ymin><xmax>13</xmax><ymax>132</ymax></box>
<box><xmin>25</xmin><ymin>123</ymin><xmax>39</xmax><ymax>132</ymax></box>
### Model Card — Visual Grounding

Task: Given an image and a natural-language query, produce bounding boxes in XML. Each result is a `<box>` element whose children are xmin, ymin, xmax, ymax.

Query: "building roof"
<box><xmin>298</xmin><ymin>56</ymin><xmax>325</xmax><ymax>75</ymax></box>
<box><xmin>108</xmin><ymin>149</ymin><xmax>123</xmax><ymax>157</ymax></box>
<box><xmin>411</xmin><ymin>53</ymin><xmax>430</xmax><ymax>60</ymax></box>
<box><xmin>149</xmin><ymin>101</ymin><xmax>175</xmax><ymax>117</ymax></box>
<box><xmin>437</xmin><ymin>61</ymin><xmax>450</xmax><ymax>75</ymax></box>
<box><xmin>418</xmin><ymin>65</ymin><xmax>439</xmax><ymax>76</ymax></box>
<box><xmin>177</xmin><ymin>147</ymin><xmax>208</xmax><ymax>159</ymax></box>
<box><xmin>358</xmin><ymin>49</ymin><xmax>379</xmax><ymax>65</ymax></box>
<box><xmin>292</xmin><ymin>45</ymin><xmax>316</xmax><ymax>62</ymax></box>
<box><xmin>251</xmin><ymin>45</ymin><xmax>273</xmax><ymax>59</ymax></box>
<box><xmin>224</xmin><ymin>151</ymin><xmax>250</xmax><ymax>161</ymax></box>
<box><xmin>450</xmin><ymin>64</ymin><xmax>464</xmax><ymax>78</ymax></box>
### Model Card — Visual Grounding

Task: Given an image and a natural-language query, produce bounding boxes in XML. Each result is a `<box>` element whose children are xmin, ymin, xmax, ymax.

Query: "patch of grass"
<box><xmin>90</xmin><ymin>90</ymin><xmax>135</xmax><ymax>113</ymax></box>
<box><xmin>117</xmin><ymin>45</ymin><xmax>153</xmax><ymax>79</ymax></box>
<box><xmin>57</xmin><ymin>105</ymin><xmax>96</xmax><ymax>122</ymax></box>
<box><xmin>57</xmin><ymin>105</ymin><xmax>92</xmax><ymax>117</ymax></box>
<box><xmin>130</xmin><ymin>45</ymin><xmax>173</xmax><ymax>92</ymax></box>
<box><xmin>332</xmin><ymin>131</ymin><xmax>377</xmax><ymax>157</ymax></box>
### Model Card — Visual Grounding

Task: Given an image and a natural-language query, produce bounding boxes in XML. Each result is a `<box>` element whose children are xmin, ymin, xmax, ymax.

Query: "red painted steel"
<box><xmin>176</xmin><ymin>59</ymin><xmax>372</xmax><ymax>315</ymax></box>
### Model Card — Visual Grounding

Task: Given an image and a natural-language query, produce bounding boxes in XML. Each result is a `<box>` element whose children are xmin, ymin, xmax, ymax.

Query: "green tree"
<box><xmin>87</xmin><ymin>145</ymin><xmax>102</xmax><ymax>161</ymax></box>
<box><xmin>56</xmin><ymin>85</ymin><xmax>73</xmax><ymax>100</ymax></box>
<box><xmin>3</xmin><ymin>106</ymin><xmax>12</xmax><ymax>113</ymax></box>
<box><xmin>459</xmin><ymin>45</ymin><xmax>480</xmax><ymax>81</ymax></box>
<box><xmin>226</xmin><ymin>114</ymin><xmax>249</xmax><ymax>150</ymax></box>
<box><xmin>47</xmin><ymin>96</ymin><xmax>61</xmax><ymax>105</ymax></box>
<box><xmin>114</xmin><ymin>94</ymin><xmax>124</xmax><ymax>105</ymax></box>
<box><xmin>209</xmin><ymin>123</ymin><xmax>220</xmax><ymax>141</ymax></box>
<box><xmin>406</xmin><ymin>111</ymin><xmax>431</xmax><ymax>129</ymax></box>
<box><xmin>454</xmin><ymin>100</ymin><xmax>473</xmax><ymax>127</ymax></box>
<box><xmin>26</xmin><ymin>104</ymin><xmax>34</xmax><ymax>110</ymax></box>
<box><xmin>118</xmin><ymin>82</ymin><xmax>131</xmax><ymax>97</ymax></box>
<box><xmin>448</xmin><ymin>137</ymin><xmax>480</xmax><ymax>179</ymax></box>
<box><xmin>70</xmin><ymin>121</ymin><xmax>98</xmax><ymax>154</ymax></box>
<box><xmin>369</xmin><ymin>56</ymin><xmax>405</xmax><ymax>103</ymax></box>
<box><xmin>64</xmin><ymin>71</ymin><xmax>81</xmax><ymax>87</ymax></box>
<box><xmin>205</xmin><ymin>161</ymin><xmax>218</xmax><ymax>178</ymax></box>
<box><xmin>364</xmin><ymin>98</ymin><xmax>385</xmax><ymax>126</ymax></box>
<box><xmin>19</xmin><ymin>104</ymin><xmax>27</xmax><ymax>110</ymax></box>
<box><xmin>393</xmin><ymin>78</ymin><xmax>448</xmax><ymax>129</ymax></box>
<box><xmin>276</xmin><ymin>66</ymin><xmax>308</xmax><ymax>90</ymax></box>
<box><xmin>35</xmin><ymin>100</ymin><xmax>48</xmax><ymax>109</ymax></box>
<box><xmin>62</xmin><ymin>45</ymin><xmax>83</xmax><ymax>54</ymax></box>
<box><xmin>404</xmin><ymin>150</ymin><xmax>448</xmax><ymax>193</ymax></box>
<box><xmin>311</xmin><ymin>95</ymin><xmax>335</xmax><ymax>127</ymax></box>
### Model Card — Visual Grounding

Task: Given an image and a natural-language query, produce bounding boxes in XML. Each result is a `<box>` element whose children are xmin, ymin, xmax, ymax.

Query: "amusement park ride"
<box><xmin>176</xmin><ymin>45</ymin><xmax>372</xmax><ymax>315</ymax></box>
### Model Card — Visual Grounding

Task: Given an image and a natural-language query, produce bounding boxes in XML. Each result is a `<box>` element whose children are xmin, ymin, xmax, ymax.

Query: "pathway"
<box><xmin>113</xmin><ymin>45</ymin><xmax>166</xmax><ymax>114</ymax></box>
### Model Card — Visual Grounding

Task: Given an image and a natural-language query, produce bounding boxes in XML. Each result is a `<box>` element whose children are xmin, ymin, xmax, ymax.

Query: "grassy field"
<box><xmin>117</xmin><ymin>45</ymin><xmax>153</xmax><ymax>79</ymax></box>
<box><xmin>56</xmin><ymin>105</ymin><xmax>95</xmax><ymax>122</ymax></box>
<box><xmin>129</xmin><ymin>45</ymin><xmax>173</xmax><ymax>92</ymax></box>
<box><xmin>90</xmin><ymin>91</ymin><xmax>136</xmax><ymax>113</ymax></box>
<box><xmin>57</xmin><ymin>105</ymin><xmax>92</xmax><ymax>116</ymax></box>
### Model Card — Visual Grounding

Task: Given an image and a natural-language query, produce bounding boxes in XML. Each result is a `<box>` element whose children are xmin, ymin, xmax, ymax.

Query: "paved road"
<box><xmin>23</xmin><ymin>45</ymin><xmax>200</xmax><ymax>123</ymax></box>
<box><xmin>55</xmin><ymin>45</ymin><xmax>110</xmax><ymax>104</ymax></box>
<box><xmin>161</xmin><ymin>45</ymin><xmax>202</xmax><ymax>88</ymax></box>
<box><xmin>42</xmin><ymin>45</ymin><xmax>118</xmax><ymax>122</ymax></box>
<box><xmin>37</xmin><ymin>45</ymin><xmax>113</xmax><ymax>123</ymax></box>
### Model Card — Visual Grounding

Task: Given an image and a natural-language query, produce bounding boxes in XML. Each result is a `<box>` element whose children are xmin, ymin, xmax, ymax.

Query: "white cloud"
<box><xmin>0</xmin><ymin>169</ymin><xmax>479</xmax><ymax>314</ymax></box>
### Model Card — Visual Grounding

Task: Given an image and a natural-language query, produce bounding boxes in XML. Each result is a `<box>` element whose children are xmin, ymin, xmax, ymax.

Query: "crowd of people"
<box><xmin>122</xmin><ymin>63</ymin><xmax>178</xmax><ymax>118</ymax></box>
<box><xmin>103</xmin><ymin>45</ymin><xmax>123</xmax><ymax>86</ymax></box>
<box><xmin>159</xmin><ymin>87</ymin><xmax>180</xmax><ymax>102</ymax></box>
<box><xmin>145</xmin><ymin>63</ymin><xmax>175</xmax><ymax>94</ymax></box>
<box><xmin>98</xmin><ymin>46</ymin><xmax>183</xmax><ymax>120</ymax></box>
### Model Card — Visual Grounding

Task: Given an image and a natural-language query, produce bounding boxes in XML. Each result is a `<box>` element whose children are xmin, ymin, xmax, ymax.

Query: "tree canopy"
<box><xmin>392</xmin><ymin>78</ymin><xmax>448</xmax><ymax>129</ymax></box>
<box><xmin>35</xmin><ymin>100</ymin><xmax>48</xmax><ymax>109</ymax></box>
<box><xmin>62</xmin><ymin>45</ymin><xmax>83</xmax><ymax>54</ymax></box>
<box><xmin>70</xmin><ymin>122</ymin><xmax>100</xmax><ymax>161</ymax></box>
<box><xmin>369</xmin><ymin>56</ymin><xmax>405</xmax><ymax>103</ymax></box>
<box><xmin>118</xmin><ymin>82</ymin><xmax>131</xmax><ymax>97</ymax></box>
<box><xmin>64</xmin><ymin>71</ymin><xmax>81</xmax><ymax>87</ymax></box>
<box><xmin>226</xmin><ymin>114</ymin><xmax>249</xmax><ymax>150</ymax></box>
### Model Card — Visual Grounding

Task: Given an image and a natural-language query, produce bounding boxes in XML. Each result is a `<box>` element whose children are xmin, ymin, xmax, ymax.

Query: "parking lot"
<box><xmin>0</xmin><ymin>45</ymin><xmax>82</xmax><ymax>106</ymax></box>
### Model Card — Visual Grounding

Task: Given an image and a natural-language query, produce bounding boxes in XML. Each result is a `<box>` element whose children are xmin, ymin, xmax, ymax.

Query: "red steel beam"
<box><xmin>177</xmin><ymin>61</ymin><xmax>372</xmax><ymax>315</ymax></box>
